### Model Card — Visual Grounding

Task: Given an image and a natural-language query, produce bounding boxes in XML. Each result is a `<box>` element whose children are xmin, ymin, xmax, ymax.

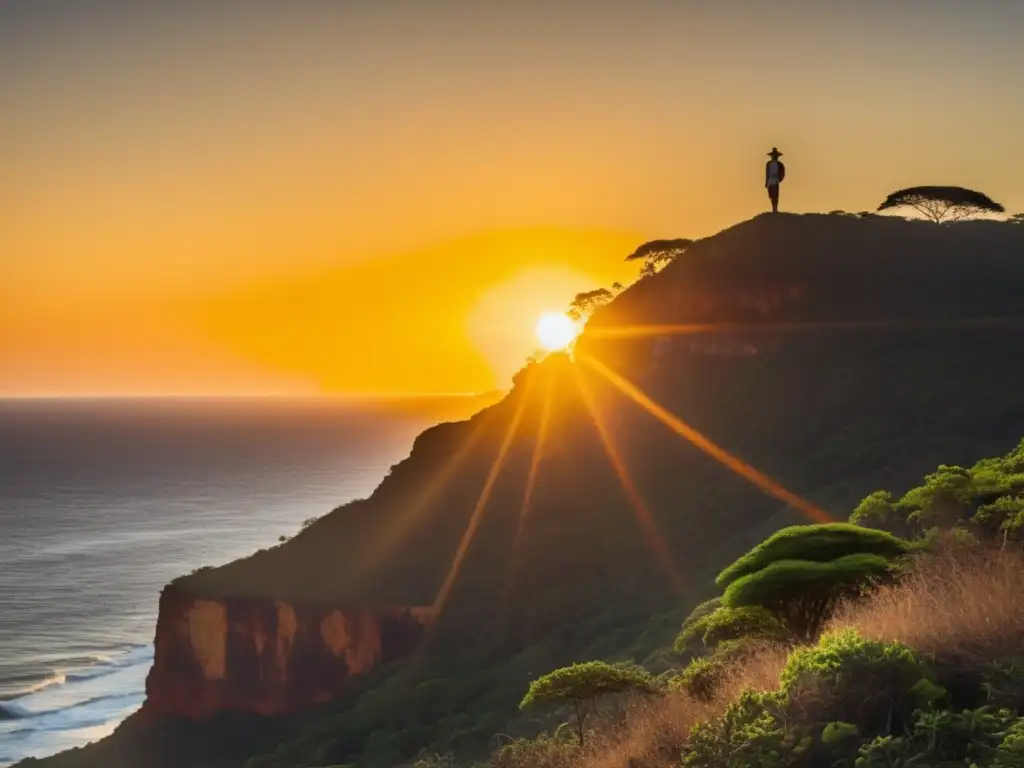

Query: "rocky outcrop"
<box><xmin>144</xmin><ymin>587</ymin><xmax>431</xmax><ymax>720</ymax></box>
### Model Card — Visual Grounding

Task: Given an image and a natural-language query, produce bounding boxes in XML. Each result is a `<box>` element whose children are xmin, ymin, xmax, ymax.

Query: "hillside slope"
<box><xmin>181</xmin><ymin>213</ymin><xmax>1024</xmax><ymax>632</ymax></box>
<box><xmin>23</xmin><ymin>212</ymin><xmax>1024</xmax><ymax>768</ymax></box>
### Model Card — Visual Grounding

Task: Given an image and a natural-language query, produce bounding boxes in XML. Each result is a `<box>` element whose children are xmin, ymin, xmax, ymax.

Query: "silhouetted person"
<box><xmin>765</xmin><ymin>147</ymin><xmax>786</xmax><ymax>213</ymax></box>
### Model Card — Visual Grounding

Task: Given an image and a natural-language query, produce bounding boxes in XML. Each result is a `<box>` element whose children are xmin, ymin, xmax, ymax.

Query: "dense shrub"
<box><xmin>674</xmin><ymin>597</ymin><xmax>723</xmax><ymax>653</ymax></box>
<box><xmin>699</xmin><ymin>606</ymin><xmax>790</xmax><ymax>649</ymax></box>
<box><xmin>780</xmin><ymin>630</ymin><xmax>937</xmax><ymax>735</ymax></box>
<box><xmin>851</xmin><ymin>439</ymin><xmax>1024</xmax><ymax>543</ymax></box>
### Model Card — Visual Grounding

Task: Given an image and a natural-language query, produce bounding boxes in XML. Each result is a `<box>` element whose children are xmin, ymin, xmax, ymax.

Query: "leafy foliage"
<box><xmin>724</xmin><ymin>554</ymin><xmax>899</xmax><ymax>638</ymax></box>
<box><xmin>674</xmin><ymin>638</ymin><xmax>763</xmax><ymax>702</ymax></box>
<box><xmin>520</xmin><ymin>661</ymin><xmax>656</xmax><ymax>745</ymax></box>
<box><xmin>851</xmin><ymin>440</ymin><xmax>1024</xmax><ymax>544</ymax></box>
<box><xmin>716</xmin><ymin>524</ymin><xmax>909</xmax><ymax>588</ymax></box>
<box><xmin>855</xmin><ymin>707</ymin><xmax>1018</xmax><ymax>768</ymax></box>
<box><xmin>674</xmin><ymin>597</ymin><xmax>724</xmax><ymax>652</ymax></box>
<box><xmin>877</xmin><ymin>185</ymin><xmax>1006</xmax><ymax>223</ymax></box>
<box><xmin>696</xmin><ymin>605</ymin><xmax>790</xmax><ymax>649</ymax></box>
<box><xmin>781</xmin><ymin>630</ymin><xmax>936</xmax><ymax>734</ymax></box>
<box><xmin>683</xmin><ymin>689</ymin><xmax>812</xmax><ymax>767</ymax></box>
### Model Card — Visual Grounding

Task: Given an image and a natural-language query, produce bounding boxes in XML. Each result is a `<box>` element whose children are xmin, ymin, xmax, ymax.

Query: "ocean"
<box><xmin>0</xmin><ymin>397</ymin><xmax>482</xmax><ymax>767</ymax></box>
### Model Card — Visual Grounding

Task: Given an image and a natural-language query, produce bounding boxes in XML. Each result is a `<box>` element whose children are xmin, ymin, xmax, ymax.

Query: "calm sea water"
<box><xmin>0</xmin><ymin>397</ymin><xmax>477</xmax><ymax>766</ymax></box>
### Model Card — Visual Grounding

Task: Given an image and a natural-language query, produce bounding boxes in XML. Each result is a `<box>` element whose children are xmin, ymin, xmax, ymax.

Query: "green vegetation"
<box><xmin>24</xmin><ymin>215</ymin><xmax>1024</xmax><ymax>768</ymax></box>
<box><xmin>715</xmin><ymin>524</ymin><xmax>909</xmax><ymax>587</ymax></box>
<box><xmin>851</xmin><ymin>439</ymin><xmax>1024</xmax><ymax>544</ymax></box>
<box><xmin>712</xmin><ymin>524</ymin><xmax>909</xmax><ymax>639</ymax></box>
<box><xmin>519</xmin><ymin>661</ymin><xmax>656</xmax><ymax>745</ymax></box>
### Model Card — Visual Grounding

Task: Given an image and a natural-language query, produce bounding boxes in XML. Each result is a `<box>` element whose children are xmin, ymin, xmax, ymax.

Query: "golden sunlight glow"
<box><xmin>535</xmin><ymin>312</ymin><xmax>579</xmax><ymax>351</ymax></box>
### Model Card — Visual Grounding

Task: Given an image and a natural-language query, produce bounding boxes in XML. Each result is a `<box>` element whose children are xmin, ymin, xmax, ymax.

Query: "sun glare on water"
<box><xmin>535</xmin><ymin>312</ymin><xmax>579</xmax><ymax>351</ymax></box>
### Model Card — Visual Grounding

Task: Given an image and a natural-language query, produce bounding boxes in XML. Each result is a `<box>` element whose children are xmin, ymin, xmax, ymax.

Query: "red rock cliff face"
<box><xmin>143</xmin><ymin>587</ymin><xmax>432</xmax><ymax>720</ymax></box>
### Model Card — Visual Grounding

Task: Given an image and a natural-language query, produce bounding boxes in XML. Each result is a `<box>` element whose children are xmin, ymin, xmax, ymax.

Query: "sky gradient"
<box><xmin>3</xmin><ymin>0</ymin><xmax>1023</xmax><ymax>395</ymax></box>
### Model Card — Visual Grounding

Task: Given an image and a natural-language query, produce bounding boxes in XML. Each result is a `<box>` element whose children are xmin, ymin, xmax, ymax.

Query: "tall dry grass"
<box><xmin>831</xmin><ymin>545</ymin><xmax>1024</xmax><ymax>669</ymax></box>
<box><xmin>494</xmin><ymin>546</ymin><xmax>1024</xmax><ymax>768</ymax></box>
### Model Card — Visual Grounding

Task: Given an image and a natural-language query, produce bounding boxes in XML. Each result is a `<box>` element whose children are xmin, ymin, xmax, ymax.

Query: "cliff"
<box><xmin>143</xmin><ymin>587</ymin><xmax>431</xmax><ymax>720</ymax></box>
<box><xmin>24</xmin><ymin>213</ymin><xmax>1024</xmax><ymax>768</ymax></box>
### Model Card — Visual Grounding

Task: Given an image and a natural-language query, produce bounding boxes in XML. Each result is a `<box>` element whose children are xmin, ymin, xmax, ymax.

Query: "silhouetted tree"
<box><xmin>520</xmin><ymin>662</ymin><xmax>656</xmax><ymax>745</ymax></box>
<box><xmin>625</xmin><ymin>238</ymin><xmax>694</xmax><ymax>276</ymax></box>
<box><xmin>877</xmin><ymin>186</ymin><xmax>1005</xmax><ymax>223</ymax></box>
<box><xmin>1009</xmin><ymin>213</ymin><xmax>1024</xmax><ymax>225</ymax></box>
<box><xmin>567</xmin><ymin>288</ymin><xmax>614</xmax><ymax>321</ymax></box>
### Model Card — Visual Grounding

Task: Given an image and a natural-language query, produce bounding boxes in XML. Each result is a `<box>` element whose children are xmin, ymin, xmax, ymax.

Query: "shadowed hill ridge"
<box><xmin>176</xmin><ymin>213</ymin><xmax>1024</xmax><ymax>648</ymax></box>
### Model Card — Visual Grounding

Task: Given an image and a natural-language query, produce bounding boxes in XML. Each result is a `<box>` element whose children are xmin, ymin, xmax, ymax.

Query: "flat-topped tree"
<box><xmin>626</xmin><ymin>238</ymin><xmax>694</xmax><ymax>277</ymax></box>
<box><xmin>714</xmin><ymin>524</ymin><xmax>910</xmax><ymax>639</ymax></box>
<box><xmin>520</xmin><ymin>661</ymin><xmax>657</xmax><ymax>746</ymax></box>
<box><xmin>877</xmin><ymin>186</ymin><xmax>1005</xmax><ymax>223</ymax></box>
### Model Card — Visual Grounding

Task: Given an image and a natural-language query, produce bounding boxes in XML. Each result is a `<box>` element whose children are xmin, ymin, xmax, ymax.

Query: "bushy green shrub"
<box><xmin>780</xmin><ymin>629</ymin><xmax>935</xmax><ymax>734</ymax></box>
<box><xmin>674</xmin><ymin>597</ymin><xmax>723</xmax><ymax>653</ymax></box>
<box><xmin>683</xmin><ymin>689</ymin><xmax>811</xmax><ymax>768</ymax></box>
<box><xmin>675</xmin><ymin>638</ymin><xmax>767</xmax><ymax>702</ymax></box>
<box><xmin>699</xmin><ymin>605</ymin><xmax>790</xmax><ymax>648</ymax></box>
<box><xmin>851</xmin><ymin>439</ymin><xmax>1024</xmax><ymax>543</ymax></box>
<box><xmin>996</xmin><ymin>718</ymin><xmax>1024</xmax><ymax>767</ymax></box>
<box><xmin>855</xmin><ymin>707</ymin><xmax>1017</xmax><ymax>767</ymax></box>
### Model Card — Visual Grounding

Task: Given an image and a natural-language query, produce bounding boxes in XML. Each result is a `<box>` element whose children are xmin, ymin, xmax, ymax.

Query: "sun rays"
<box><xmin>571</xmin><ymin>364</ymin><xmax>685</xmax><ymax>592</ymax></box>
<box><xmin>424</xmin><ymin>345</ymin><xmax>834</xmax><ymax>626</ymax></box>
<box><xmin>430</xmin><ymin>384</ymin><xmax>532</xmax><ymax>619</ymax></box>
<box><xmin>579</xmin><ymin>353</ymin><xmax>833</xmax><ymax>524</ymax></box>
<box><xmin>585</xmin><ymin>317</ymin><xmax>1024</xmax><ymax>342</ymax></box>
<box><xmin>510</xmin><ymin>370</ymin><xmax>554</xmax><ymax>577</ymax></box>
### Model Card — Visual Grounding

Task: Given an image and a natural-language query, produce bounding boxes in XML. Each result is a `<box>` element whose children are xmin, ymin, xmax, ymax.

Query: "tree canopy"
<box><xmin>715</xmin><ymin>523</ymin><xmax>909</xmax><ymax>588</ymax></box>
<box><xmin>520</xmin><ymin>661</ymin><xmax>656</xmax><ymax>745</ymax></box>
<box><xmin>724</xmin><ymin>553</ymin><xmax>897</xmax><ymax>639</ymax></box>
<box><xmin>848</xmin><ymin>439</ymin><xmax>1024</xmax><ymax>544</ymax></box>
<box><xmin>625</xmin><ymin>238</ymin><xmax>694</xmax><ymax>276</ymax></box>
<box><xmin>877</xmin><ymin>186</ymin><xmax>1006</xmax><ymax>223</ymax></box>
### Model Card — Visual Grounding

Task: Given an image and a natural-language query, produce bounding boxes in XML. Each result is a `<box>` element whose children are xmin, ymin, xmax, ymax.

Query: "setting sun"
<box><xmin>535</xmin><ymin>312</ymin><xmax>579</xmax><ymax>351</ymax></box>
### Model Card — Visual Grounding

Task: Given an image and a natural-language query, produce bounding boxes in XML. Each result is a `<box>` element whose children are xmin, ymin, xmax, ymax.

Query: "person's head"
<box><xmin>768</xmin><ymin>147</ymin><xmax>783</xmax><ymax>160</ymax></box>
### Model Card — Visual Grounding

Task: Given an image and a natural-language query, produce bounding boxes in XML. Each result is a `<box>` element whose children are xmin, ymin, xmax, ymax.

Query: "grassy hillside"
<box><xmin>22</xmin><ymin>213</ymin><xmax>1024</xmax><ymax>768</ymax></box>
<box><xmin>469</xmin><ymin>438</ymin><xmax>1024</xmax><ymax>768</ymax></box>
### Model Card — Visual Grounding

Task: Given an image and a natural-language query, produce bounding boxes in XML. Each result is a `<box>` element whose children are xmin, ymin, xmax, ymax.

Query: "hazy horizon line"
<box><xmin>0</xmin><ymin>390</ymin><xmax>505</xmax><ymax>401</ymax></box>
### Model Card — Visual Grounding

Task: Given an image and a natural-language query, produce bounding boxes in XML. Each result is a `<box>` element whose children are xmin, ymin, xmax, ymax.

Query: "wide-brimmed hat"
<box><xmin>767</xmin><ymin>147</ymin><xmax>783</xmax><ymax>157</ymax></box>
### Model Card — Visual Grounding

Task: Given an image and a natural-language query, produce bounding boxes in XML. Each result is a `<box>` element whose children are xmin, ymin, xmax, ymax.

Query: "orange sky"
<box><xmin>3</xmin><ymin>1</ymin><xmax>1023</xmax><ymax>396</ymax></box>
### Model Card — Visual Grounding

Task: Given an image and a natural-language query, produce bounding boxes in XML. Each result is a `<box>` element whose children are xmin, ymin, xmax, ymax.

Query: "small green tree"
<box><xmin>625</xmin><ymin>238</ymin><xmax>694</xmax><ymax>276</ymax></box>
<box><xmin>520</xmin><ymin>661</ymin><xmax>656</xmax><ymax>745</ymax></box>
<box><xmin>877</xmin><ymin>185</ymin><xmax>1005</xmax><ymax>223</ymax></box>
